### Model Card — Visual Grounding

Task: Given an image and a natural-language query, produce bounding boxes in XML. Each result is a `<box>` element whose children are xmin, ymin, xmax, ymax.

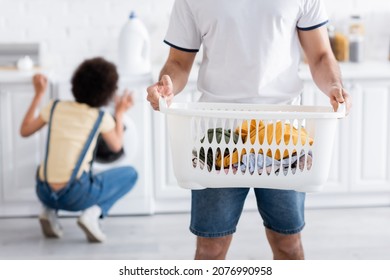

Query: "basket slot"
<box><xmin>192</xmin><ymin>148</ymin><xmax>198</xmax><ymax>169</ymax></box>
<box><xmin>266</xmin><ymin>120</ymin><xmax>273</xmax><ymax>146</ymax></box>
<box><xmin>236</xmin><ymin>120</ymin><xmax>244</xmax><ymax>145</ymax></box>
<box><xmin>223</xmin><ymin>119</ymin><xmax>232</xmax><ymax>144</ymax></box>
<box><xmin>232</xmin><ymin>148</ymin><xmax>238</xmax><ymax>174</ymax></box>
<box><xmin>224</xmin><ymin>148</ymin><xmax>230</xmax><ymax>174</ymax></box>
<box><xmin>258</xmin><ymin>120</ymin><xmax>264</xmax><ymax>145</ymax></box>
<box><xmin>240</xmin><ymin>148</ymin><xmax>247</xmax><ymax>175</ymax></box>
<box><xmin>285</xmin><ymin>119</ymin><xmax>293</xmax><ymax>145</ymax></box>
<box><xmin>291</xmin><ymin>149</ymin><xmax>297</xmax><ymax>175</ymax></box>
<box><xmin>215</xmin><ymin>119</ymin><xmax>223</xmax><ymax>144</ymax></box>
<box><xmin>207</xmin><ymin>148</ymin><xmax>214</xmax><ymax>172</ymax></box>
<box><xmin>199</xmin><ymin>147</ymin><xmax>205</xmax><ymax>170</ymax></box>
<box><xmin>299</xmin><ymin>149</ymin><xmax>306</xmax><ymax>172</ymax></box>
<box><xmin>298</xmin><ymin>119</ymin><xmax>303</xmax><ymax>146</ymax></box>
<box><xmin>249</xmin><ymin>148</ymin><xmax>255</xmax><ymax>175</ymax></box>
<box><xmin>257</xmin><ymin>149</ymin><xmax>264</xmax><ymax>176</ymax></box>
<box><xmin>249</xmin><ymin>120</ymin><xmax>256</xmax><ymax>145</ymax></box>
<box><xmin>199</xmin><ymin>118</ymin><xmax>206</xmax><ymax>144</ymax></box>
<box><xmin>277</xmin><ymin>120</ymin><xmax>284</xmax><ymax>145</ymax></box>
<box><xmin>215</xmin><ymin>147</ymin><xmax>222</xmax><ymax>172</ymax></box>
<box><xmin>300</xmin><ymin>119</ymin><xmax>309</xmax><ymax>147</ymax></box>
<box><xmin>274</xmin><ymin>149</ymin><xmax>281</xmax><ymax>176</ymax></box>
<box><xmin>283</xmin><ymin>149</ymin><xmax>289</xmax><ymax>176</ymax></box>
<box><xmin>205</xmin><ymin>118</ymin><xmax>213</xmax><ymax>144</ymax></box>
<box><xmin>307</xmin><ymin>150</ymin><xmax>313</xmax><ymax>171</ymax></box>
<box><xmin>266</xmin><ymin>149</ymin><xmax>273</xmax><ymax>176</ymax></box>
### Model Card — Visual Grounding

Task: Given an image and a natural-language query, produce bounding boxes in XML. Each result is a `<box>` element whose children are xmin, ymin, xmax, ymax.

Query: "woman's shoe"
<box><xmin>39</xmin><ymin>207</ymin><xmax>63</xmax><ymax>238</ymax></box>
<box><xmin>77</xmin><ymin>205</ymin><xmax>106</xmax><ymax>243</ymax></box>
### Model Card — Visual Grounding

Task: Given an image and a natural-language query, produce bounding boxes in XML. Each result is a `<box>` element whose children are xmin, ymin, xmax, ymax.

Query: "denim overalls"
<box><xmin>36</xmin><ymin>100</ymin><xmax>138</xmax><ymax>217</ymax></box>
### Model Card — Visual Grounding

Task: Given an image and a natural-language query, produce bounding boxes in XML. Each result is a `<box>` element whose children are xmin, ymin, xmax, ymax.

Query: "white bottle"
<box><xmin>118</xmin><ymin>11</ymin><xmax>151</xmax><ymax>76</ymax></box>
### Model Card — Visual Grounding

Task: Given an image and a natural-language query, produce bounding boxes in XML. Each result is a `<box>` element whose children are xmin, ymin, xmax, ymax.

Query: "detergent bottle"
<box><xmin>118</xmin><ymin>11</ymin><xmax>151</xmax><ymax>76</ymax></box>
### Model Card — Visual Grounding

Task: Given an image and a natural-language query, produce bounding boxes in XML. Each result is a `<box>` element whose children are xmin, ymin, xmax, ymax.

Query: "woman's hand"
<box><xmin>32</xmin><ymin>74</ymin><xmax>48</xmax><ymax>99</ymax></box>
<box><xmin>115</xmin><ymin>89</ymin><xmax>134</xmax><ymax>117</ymax></box>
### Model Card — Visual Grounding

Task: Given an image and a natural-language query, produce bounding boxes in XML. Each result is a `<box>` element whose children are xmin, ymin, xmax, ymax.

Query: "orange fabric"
<box><xmin>217</xmin><ymin>120</ymin><xmax>314</xmax><ymax>168</ymax></box>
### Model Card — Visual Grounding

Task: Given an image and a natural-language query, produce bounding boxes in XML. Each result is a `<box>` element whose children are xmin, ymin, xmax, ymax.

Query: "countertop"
<box><xmin>299</xmin><ymin>60</ymin><xmax>390</xmax><ymax>80</ymax></box>
<box><xmin>0</xmin><ymin>67</ymin><xmax>52</xmax><ymax>84</ymax></box>
<box><xmin>2</xmin><ymin>60</ymin><xmax>390</xmax><ymax>85</ymax></box>
<box><xmin>0</xmin><ymin>67</ymin><xmax>153</xmax><ymax>86</ymax></box>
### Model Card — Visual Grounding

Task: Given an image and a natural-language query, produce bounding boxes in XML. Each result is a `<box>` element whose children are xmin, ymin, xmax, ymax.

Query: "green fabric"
<box><xmin>198</xmin><ymin>128</ymin><xmax>240</xmax><ymax>170</ymax></box>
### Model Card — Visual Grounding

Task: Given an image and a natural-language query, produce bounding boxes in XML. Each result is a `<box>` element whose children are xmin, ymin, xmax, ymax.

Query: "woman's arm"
<box><xmin>20</xmin><ymin>74</ymin><xmax>48</xmax><ymax>137</ymax></box>
<box><xmin>101</xmin><ymin>90</ymin><xmax>134</xmax><ymax>152</ymax></box>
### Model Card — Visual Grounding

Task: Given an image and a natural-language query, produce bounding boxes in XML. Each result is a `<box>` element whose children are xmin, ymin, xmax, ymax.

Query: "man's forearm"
<box><xmin>159</xmin><ymin>59</ymin><xmax>192</xmax><ymax>95</ymax></box>
<box><xmin>310</xmin><ymin>53</ymin><xmax>343</xmax><ymax>96</ymax></box>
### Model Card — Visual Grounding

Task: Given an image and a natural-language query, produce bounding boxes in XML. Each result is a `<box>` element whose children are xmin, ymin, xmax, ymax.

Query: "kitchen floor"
<box><xmin>0</xmin><ymin>207</ymin><xmax>390</xmax><ymax>260</ymax></box>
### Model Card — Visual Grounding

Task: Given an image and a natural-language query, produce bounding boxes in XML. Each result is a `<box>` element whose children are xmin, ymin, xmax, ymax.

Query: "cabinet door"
<box><xmin>349</xmin><ymin>80</ymin><xmax>390</xmax><ymax>192</ymax></box>
<box><xmin>302</xmin><ymin>81</ymin><xmax>350</xmax><ymax>193</ymax></box>
<box><xmin>0</xmin><ymin>83</ymin><xmax>47</xmax><ymax>216</ymax></box>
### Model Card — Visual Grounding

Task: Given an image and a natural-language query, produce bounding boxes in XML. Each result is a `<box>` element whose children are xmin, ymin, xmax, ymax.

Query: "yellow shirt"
<box><xmin>38</xmin><ymin>100</ymin><xmax>115</xmax><ymax>183</ymax></box>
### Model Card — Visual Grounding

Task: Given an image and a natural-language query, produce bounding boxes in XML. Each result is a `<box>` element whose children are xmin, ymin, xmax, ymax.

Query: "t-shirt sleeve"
<box><xmin>164</xmin><ymin>0</ymin><xmax>201</xmax><ymax>52</ymax></box>
<box><xmin>297</xmin><ymin>0</ymin><xmax>328</xmax><ymax>31</ymax></box>
<box><xmin>100</xmin><ymin>112</ymin><xmax>116</xmax><ymax>133</ymax></box>
<box><xmin>39</xmin><ymin>100</ymin><xmax>54</xmax><ymax>122</ymax></box>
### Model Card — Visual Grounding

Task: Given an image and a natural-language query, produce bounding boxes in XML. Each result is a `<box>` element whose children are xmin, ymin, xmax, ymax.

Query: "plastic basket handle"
<box><xmin>159</xmin><ymin>96</ymin><xmax>168</xmax><ymax>113</ymax></box>
<box><xmin>337</xmin><ymin>102</ymin><xmax>346</xmax><ymax>118</ymax></box>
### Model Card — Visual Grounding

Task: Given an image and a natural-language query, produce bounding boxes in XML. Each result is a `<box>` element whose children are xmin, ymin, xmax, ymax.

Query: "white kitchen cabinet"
<box><xmin>0</xmin><ymin>75</ymin><xmax>49</xmax><ymax>216</ymax></box>
<box><xmin>301</xmin><ymin>62</ymin><xmax>390</xmax><ymax>208</ymax></box>
<box><xmin>154</xmin><ymin>62</ymin><xmax>390</xmax><ymax>212</ymax></box>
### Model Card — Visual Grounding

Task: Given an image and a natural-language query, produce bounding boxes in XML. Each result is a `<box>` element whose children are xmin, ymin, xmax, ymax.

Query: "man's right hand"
<box><xmin>146</xmin><ymin>75</ymin><xmax>174</xmax><ymax>111</ymax></box>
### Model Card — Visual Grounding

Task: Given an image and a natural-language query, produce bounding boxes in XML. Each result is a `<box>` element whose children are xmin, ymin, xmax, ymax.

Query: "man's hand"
<box><xmin>32</xmin><ymin>74</ymin><xmax>48</xmax><ymax>99</ymax></box>
<box><xmin>146</xmin><ymin>75</ymin><xmax>174</xmax><ymax>111</ymax></box>
<box><xmin>115</xmin><ymin>89</ymin><xmax>134</xmax><ymax>117</ymax></box>
<box><xmin>328</xmin><ymin>84</ymin><xmax>352</xmax><ymax>115</ymax></box>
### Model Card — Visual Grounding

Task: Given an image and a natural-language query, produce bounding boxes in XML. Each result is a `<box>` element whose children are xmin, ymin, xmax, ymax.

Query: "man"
<box><xmin>147</xmin><ymin>0</ymin><xmax>351</xmax><ymax>260</ymax></box>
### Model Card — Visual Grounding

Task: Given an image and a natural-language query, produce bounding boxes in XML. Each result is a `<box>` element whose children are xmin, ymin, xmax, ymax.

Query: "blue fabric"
<box><xmin>190</xmin><ymin>188</ymin><xmax>305</xmax><ymax>237</ymax></box>
<box><xmin>36</xmin><ymin>167</ymin><xmax>137</xmax><ymax>217</ymax></box>
<box><xmin>36</xmin><ymin>101</ymin><xmax>137</xmax><ymax>217</ymax></box>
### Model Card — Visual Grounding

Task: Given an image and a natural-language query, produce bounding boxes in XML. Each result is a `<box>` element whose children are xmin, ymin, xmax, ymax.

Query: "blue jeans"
<box><xmin>190</xmin><ymin>188</ymin><xmax>305</xmax><ymax>237</ymax></box>
<box><xmin>36</xmin><ymin>166</ymin><xmax>138</xmax><ymax>217</ymax></box>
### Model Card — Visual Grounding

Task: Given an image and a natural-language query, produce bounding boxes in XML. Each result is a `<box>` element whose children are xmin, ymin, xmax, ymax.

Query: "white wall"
<box><xmin>0</xmin><ymin>0</ymin><xmax>390</xmax><ymax>76</ymax></box>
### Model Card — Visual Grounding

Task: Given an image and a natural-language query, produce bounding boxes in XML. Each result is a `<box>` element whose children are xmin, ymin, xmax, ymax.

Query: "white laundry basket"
<box><xmin>160</xmin><ymin>99</ymin><xmax>346</xmax><ymax>192</ymax></box>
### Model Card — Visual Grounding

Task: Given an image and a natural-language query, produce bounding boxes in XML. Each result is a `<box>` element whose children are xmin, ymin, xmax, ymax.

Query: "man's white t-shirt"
<box><xmin>164</xmin><ymin>0</ymin><xmax>328</xmax><ymax>104</ymax></box>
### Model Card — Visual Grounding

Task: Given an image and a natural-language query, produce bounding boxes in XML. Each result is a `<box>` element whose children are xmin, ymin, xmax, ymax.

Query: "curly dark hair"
<box><xmin>71</xmin><ymin>57</ymin><xmax>118</xmax><ymax>107</ymax></box>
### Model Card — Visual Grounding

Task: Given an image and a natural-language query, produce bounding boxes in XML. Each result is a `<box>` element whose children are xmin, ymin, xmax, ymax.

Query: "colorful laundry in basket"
<box><xmin>234</xmin><ymin>150</ymin><xmax>313</xmax><ymax>175</ymax></box>
<box><xmin>193</xmin><ymin>120</ymin><xmax>314</xmax><ymax>174</ymax></box>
